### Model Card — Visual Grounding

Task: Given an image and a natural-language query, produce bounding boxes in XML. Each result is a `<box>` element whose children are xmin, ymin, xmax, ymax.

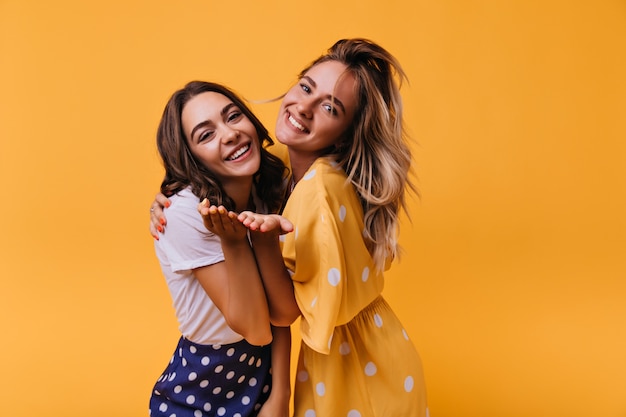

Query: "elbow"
<box><xmin>244</xmin><ymin>330</ymin><xmax>273</xmax><ymax>346</ymax></box>
<box><xmin>270</xmin><ymin>317</ymin><xmax>292</xmax><ymax>327</ymax></box>
<box><xmin>269</xmin><ymin>309</ymin><xmax>300</xmax><ymax>327</ymax></box>
<box><xmin>228</xmin><ymin>320</ymin><xmax>273</xmax><ymax>346</ymax></box>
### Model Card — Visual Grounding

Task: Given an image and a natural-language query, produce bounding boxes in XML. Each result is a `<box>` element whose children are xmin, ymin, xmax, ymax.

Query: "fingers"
<box><xmin>209</xmin><ymin>206</ymin><xmax>230</xmax><ymax>231</ymax></box>
<box><xmin>198</xmin><ymin>199</ymin><xmax>219</xmax><ymax>230</ymax></box>
<box><xmin>155</xmin><ymin>193</ymin><xmax>170</xmax><ymax>208</ymax></box>
<box><xmin>149</xmin><ymin>222</ymin><xmax>160</xmax><ymax>240</ymax></box>
<box><xmin>198</xmin><ymin>198</ymin><xmax>211</xmax><ymax>216</ymax></box>
<box><xmin>199</xmin><ymin>202</ymin><xmax>244</xmax><ymax>236</ymax></box>
<box><xmin>278</xmin><ymin>217</ymin><xmax>294</xmax><ymax>234</ymax></box>
<box><xmin>150</xmin><ymin>197</ymin><xmax>170</xmax><ymax>240</ymax></box>
<box><xmin>237</xmin><ymin>212</ymin><xmax>264</xmax><ymax>231</ymax></box>
<box><xmin>258</xmin><ymin>215</ymin><xmax>291</xmax><ymax>233</ymax></box>
<box><xmin>237</xmin><ymin>213</ymin><xmax>293</xmax><ymax>234</ymax></box>
<box><xmin>150</xmin><ymin>193</ymin><xmax>169</xmax><ymax>239</ymax></box>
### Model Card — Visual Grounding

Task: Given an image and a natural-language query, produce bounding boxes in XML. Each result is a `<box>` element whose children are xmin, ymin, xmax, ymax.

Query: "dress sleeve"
<box><xmin>289</xmin><ymin>163</ymin><xmax>366</xmax><ymax>354</ymax></box>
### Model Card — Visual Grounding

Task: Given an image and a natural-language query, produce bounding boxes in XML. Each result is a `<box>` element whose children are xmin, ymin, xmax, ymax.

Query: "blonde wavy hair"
<box><xmin>300</xmin><ymin>38</ymin><xmax>418</xmax><ymax>271</ymax></box>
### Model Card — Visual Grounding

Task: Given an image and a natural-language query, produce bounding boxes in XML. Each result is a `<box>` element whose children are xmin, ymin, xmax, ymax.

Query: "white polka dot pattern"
<box><xmin>328</xmin><ymin>268</ymin><xmax>341</xmax><ymax>286</ymax></box>
<box><xmin>339</xmin><ymin>205</ymin><xmax>347</xmax><ymax>222</ymax></box>
<box><xmin>361</xmin><ymin>267</ymin><xmax>370</xmax><ymax>282</ymax></box>
<box><xmin>303</xmin><ymin>169</ymin><xmax>317</xmax><ymax>181</ymax></box>
<box><xmin>404</xmin><ymin>376</ymin><xmax>414</xmax><ymax>392</ymax></box>
<box><xmin>282</xmin><ymin>159</ymin><xmax>427</xmax><ymax>416</ymax></box>
<box><xmin>149</xmin><ymin>338</ymin><xmax>273</xmax><ymax>417</ymax></box>
<box><xmin>364</xmin><ymin>362</ymin><xmax>377</xmax><ymax>376</ymax></box>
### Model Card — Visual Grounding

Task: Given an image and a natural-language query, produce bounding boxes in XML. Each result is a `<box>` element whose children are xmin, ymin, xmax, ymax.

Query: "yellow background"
<box><xmin>1</xmin><ymin>1</ymin><xmax>625</xmax><ymax>416</ymax></box>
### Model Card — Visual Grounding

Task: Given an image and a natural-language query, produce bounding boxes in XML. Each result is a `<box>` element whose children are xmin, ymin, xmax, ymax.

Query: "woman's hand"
<box><xmin>149</xmin><ymin>193</ymin><xmax>170</xmax><ymax>239</ymax></box>
<box><xmin>198</xmin><ymin>199</ymin><xmax>248</xmax><ymax>242</ymax></box>
<box><xmin>237</xmin><ymin>212</ymin><xmax>294</xmax><ymax>235</ymax></box>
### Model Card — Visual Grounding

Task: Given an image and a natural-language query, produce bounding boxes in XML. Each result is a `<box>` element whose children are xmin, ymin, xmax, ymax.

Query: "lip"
<box><xmin>285</xmin><ymin>111</ymin><xmax>310</xmax><ymax>134</ymax></box>
<box><xmin>225</xmin><ymin>143</ymin><xmax>251</xmax><ymax>161</ymax></box>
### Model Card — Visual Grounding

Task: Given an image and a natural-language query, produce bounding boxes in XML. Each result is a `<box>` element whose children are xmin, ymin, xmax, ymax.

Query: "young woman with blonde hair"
<box><xmin>151</xmin><ymin>39</ymin><xmax>429</xmax><ymax>417</ymax></box>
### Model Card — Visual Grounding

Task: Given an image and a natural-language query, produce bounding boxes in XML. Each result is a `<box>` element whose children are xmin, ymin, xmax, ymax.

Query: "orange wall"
<box><xmin>1</xmin><ymin>1</ymin><xmax>625</xmax><ymax>416</ymax></box>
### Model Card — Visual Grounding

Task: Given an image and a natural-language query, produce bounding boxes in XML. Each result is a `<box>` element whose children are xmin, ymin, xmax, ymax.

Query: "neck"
<box><xmin>288</xmin><ymin>149</ymin><xmax>322</xmax><ymax>183</ymax></box>
<box><xmin>223</xmin><ymin>178</ymin><xmax>253</xmax><ymax>212</ymax></box>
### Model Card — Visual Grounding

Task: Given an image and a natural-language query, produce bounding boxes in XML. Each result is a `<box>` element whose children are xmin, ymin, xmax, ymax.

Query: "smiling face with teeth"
<box><xmin>275</xmin><ymin>60</ymin><xmax>358</xmax><ymax>163</ymax></box>
<box><xmin>181</xmin><ymin>91</ymin><xmax>261</xmax><ymax>187</ymax></box>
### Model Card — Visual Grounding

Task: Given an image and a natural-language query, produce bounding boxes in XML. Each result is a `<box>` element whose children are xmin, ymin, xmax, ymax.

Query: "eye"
<box><xmin>227</xmin><ymin>110</ymin><xmax>243</xmax><ymax>123</ymax></box>
<box><xmin>323</xmin><ymin>103</ymin><xmax>338</xmax><ymax>116</ymax></box>
<box><xmin>299</xmin><ymin>83</ymin><xmax>311</xmax><ymax>94</ymax></box>
<box><xmin>198</xmin><ymin>130</ymin><xmax>214</xmax><ymax>142</ymax></box>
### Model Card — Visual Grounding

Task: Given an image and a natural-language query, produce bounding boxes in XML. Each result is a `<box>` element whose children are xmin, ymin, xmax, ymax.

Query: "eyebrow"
<box><xmin>189</xmin><ymin>102</ymin><xmax>237</xmax><ymax>141</ymax></box>
<box><xmin>302</xmin><ymin>75</ymin><xmax>346</xmax><ymax>114</ymax></box>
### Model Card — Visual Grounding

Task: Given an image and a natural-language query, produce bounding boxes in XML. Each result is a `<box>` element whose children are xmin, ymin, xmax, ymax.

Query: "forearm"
<box><xmin>269</xmin><ymin>326</ymin><xmax>292</xmax><ymax>401</ymax></box>
<box><xmin>221</xmin><ymin>239</ymin><xmax>272</xmax><ymax>345</ymax></box>
<box><xmin>251</xmin><ymin>234</ymin><xmax>301</xmax><ymax>326</ymax></box>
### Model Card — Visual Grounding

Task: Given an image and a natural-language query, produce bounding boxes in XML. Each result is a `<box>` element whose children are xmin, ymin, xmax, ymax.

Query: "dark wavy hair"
<box><xmin>157</xmin><ymin>81</ymin><xmax>287</xmax><ymax>213</ymax></box>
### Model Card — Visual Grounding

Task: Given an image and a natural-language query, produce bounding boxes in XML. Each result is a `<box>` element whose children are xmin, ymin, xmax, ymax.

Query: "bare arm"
<box><xmin>258</xmin><ymin>325</ymin><xmax>291</xmax><ymax>417</ymax></box>
<box><xmin>194</xmin><ymin>202</ymin><xmax>273</xmax><ymax>346</ymax></box>
<box><xmin>197</xmin><ymin>205</ymin><xmax>292</xmax><ymax>413</ymax></box>
<box><xmin>239</xmin><ymin>212</ymin><xmax>302</xmax><ymax>327</ymax></box>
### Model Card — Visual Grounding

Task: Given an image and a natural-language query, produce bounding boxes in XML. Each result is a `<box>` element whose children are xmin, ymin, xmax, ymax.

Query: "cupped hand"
<box><xmin>198</xmin><ymin>199</ymin><xmax>248</xmax><ymax>241</ymax></box>
<box><xmin>237</xmin><ymin>212</ymin><xmax>294</xmax><ymax>235</ymax></box>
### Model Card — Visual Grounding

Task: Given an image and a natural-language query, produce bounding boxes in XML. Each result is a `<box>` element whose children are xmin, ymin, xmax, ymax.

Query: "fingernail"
<box><xmin>165</xmin><ymin>201</ymin><xmax>171</xmax><ymax>208</ymax></box>
<box><xmin>157</xmin><ymin>225</ymin><xmax>163</xmax><ymax>233</ymax></box>
<box><xmin>160</xmin><ymin>218</ymin><xmax>166</xmax><ymax>225</ymax></box>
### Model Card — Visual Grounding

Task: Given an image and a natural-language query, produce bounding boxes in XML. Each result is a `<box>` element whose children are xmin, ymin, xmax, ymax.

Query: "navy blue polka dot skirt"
<box><xmin>149</xmin><ymin>337</ymin><xmax>272</xmax><ymax>417</ymax></box>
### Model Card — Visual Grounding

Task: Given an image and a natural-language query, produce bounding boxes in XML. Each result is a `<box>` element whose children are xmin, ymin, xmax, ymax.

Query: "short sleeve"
<box><xmin>156</xmin><ymin>188</ymin><xmax>224</xmax><ymax>272</ymax></box>
<box><xmin>284</xmin><ymin>160</ymin><xmax>382</xmax><ymax>354</ymax></box>
<box><xmin>292</xmin><ymin>188</ymin><xmax>346</xmax><ymax>354</ymax></box>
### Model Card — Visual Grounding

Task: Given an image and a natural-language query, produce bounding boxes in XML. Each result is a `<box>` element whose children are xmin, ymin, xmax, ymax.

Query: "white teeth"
<box><xmin>227</xmin><ymin>144</ymin><xmax>249</xmax><ymax>161</ymax></box>
<box><xmin>288</xmin><ymin>115</ymin><xmax>306</xmax><ymax>132</ymax></box>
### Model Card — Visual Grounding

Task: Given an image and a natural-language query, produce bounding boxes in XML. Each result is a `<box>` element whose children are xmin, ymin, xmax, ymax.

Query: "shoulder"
<box><xmin>168</xmin><ymin>187</ymin><xmax>201</xmax><ymax>209</ymax></box>
<box><xmin>156</xmin><ymin>187</ymin><xmax>223</xmax><ymax>268</ymax></box>
<box><xmin>161</xmin><ymin>187</ymin><xmax>209</xmax><ymax>235</ymax></box>
<box><xmin>165</xmin><ymin>188</ymin><xmax>203</xmax><ymax>218</ymax></box>
<box><xmin>302</xmin><ymin>158</ymin><xmax>349</xmax><ymax>192</ymax></box>
<box><xmin>289</xmin><ymin>158</ymin><xmax>362</xmax><ymax>219</ymax></box>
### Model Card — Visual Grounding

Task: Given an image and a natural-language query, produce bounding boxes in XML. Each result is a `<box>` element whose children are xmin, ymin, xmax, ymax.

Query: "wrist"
<box><xmin>267</xmin><ymin>385</ymin><xmax>291</xmax><ymax>402</ymax></box>
<box><xmin>250</xmin><ymin>230</ymin><xmax>280</xmax><ymax>243</ymax></box>
<box><xmin>220</xmin><ymin>237</ymin><xmax>251</xmax><ymax>249</ymax></box>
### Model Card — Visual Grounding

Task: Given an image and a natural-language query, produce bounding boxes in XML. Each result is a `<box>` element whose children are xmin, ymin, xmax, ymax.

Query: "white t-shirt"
<box><xmin>154</xmin><ymin>187</ymin><xmax>243</xmax><ymax>345</ymax></box>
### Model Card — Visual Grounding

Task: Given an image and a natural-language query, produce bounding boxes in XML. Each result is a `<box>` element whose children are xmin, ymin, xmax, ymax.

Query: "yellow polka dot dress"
<box><xmin>281</xmin><ymin>158</ymin><xmax>428</xmax><ymax>417</ymax></box>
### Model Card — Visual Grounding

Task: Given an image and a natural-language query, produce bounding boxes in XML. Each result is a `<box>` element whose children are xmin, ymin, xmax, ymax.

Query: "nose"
<box><xmin>220</xmin><ymin>125</ymin><xmax>240</xmax><ymax>143</ymax></box>
<box><xmin>296</xmin><ymin>97</ymin><xmax>314</xmax><ymax>119</ymax></box>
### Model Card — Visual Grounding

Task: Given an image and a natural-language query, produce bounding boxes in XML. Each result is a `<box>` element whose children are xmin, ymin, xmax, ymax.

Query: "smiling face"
<box><xmin>181</xmin><ymin>91</ymin><xmax>261</xmax><ymax>186</ymax></box>
<box><xmin>275</xmin><ymin>60</ymin><xmax>358</xmax><ymax>159</ymax></box>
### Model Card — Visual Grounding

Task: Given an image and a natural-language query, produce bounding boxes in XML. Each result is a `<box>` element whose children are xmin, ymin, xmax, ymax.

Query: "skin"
<box><xmin>160</xmin><ymin>91</ymin><xmax>291</xmax><ymax>417</ymax></box>
<box><xmin>151</xmin><ymin>45</ymin><xmax>420</xmax><ymax>414</ymax></box>
<box><xmin>150</xmin><ymin>63</ymin><xmax>358</xmax><ymax>414</ymax></box>
<box><xmin>275</xmin><ymin>60</ymin><xmax>358</xmax><ymax>184</ymax></box>
<box><xmin>238</xmin><ymin>61</ymin><xmax>358</xmax><ymax>326</ymax></box>
<box><xmin>183</xmin><ymin>91</ymin><xmax>261</xmax><ymax>211</ymax></box>
<box><xmin>152</xmin><ymin>62</ymin><xmax>358</xmax><ymax>326</ymax></box>
<box><xmin>179</xmin><ymin>92</ymin><xmax>271</xmax><ymax>345</ymax></box>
